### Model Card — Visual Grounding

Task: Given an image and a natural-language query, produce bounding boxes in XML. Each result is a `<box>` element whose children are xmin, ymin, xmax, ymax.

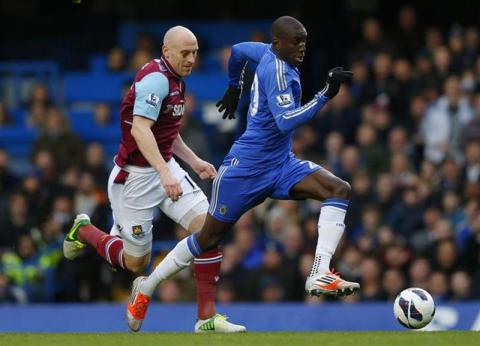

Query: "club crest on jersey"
<box><xmin>132</xmin><ymin>225</ymin><xmax>144</xmax><ymax>238</ymax></box>
<box><xmin>146</xmin><ymin>93</ymin><xmax>160</xmax><ymax>107</ymax></box>
<box><xmin>276</xmin><ymin>93</ymin><xmax>293</xmax><ymax>107</ymax></box>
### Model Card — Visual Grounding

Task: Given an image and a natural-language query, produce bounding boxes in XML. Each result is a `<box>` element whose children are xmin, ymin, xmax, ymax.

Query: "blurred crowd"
<box><xmin>2</xmin><ymin>6</ymin><xmax>480</xmax><ymax>304</ymax></box>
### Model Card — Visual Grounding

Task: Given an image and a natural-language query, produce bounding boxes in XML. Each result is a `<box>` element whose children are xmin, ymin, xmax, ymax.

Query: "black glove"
<box><xmin>323</xmin><ymin>67</ymin><xmax>353</xmax><ymax>99</ymax></box>
<box><xmin>216</xmin><ymin>86</ymin><xmax>241</xmax><ymax>119</ymax></box>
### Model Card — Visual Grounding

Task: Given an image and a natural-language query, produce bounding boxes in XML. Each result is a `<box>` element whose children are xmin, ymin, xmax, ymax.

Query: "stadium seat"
<box><xmin>63</xmin><ymin>72</ymin><xmax>132</xmax><ymax>103</ymax></box>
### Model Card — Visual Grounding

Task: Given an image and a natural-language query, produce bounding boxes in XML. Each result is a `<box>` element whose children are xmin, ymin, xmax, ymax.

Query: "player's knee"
<box><xmin>182</xmin><ymin>200</ymin><xmax>209</xmax><ymax>233</ymax></box>
<box><xmin>124</xmin><ymin>254</ymin><xmax>150</xmax><ymax>275</ymax></box>
<box><xmin>332</xmin><ymin>179</ymin><xmax>351</xmax><ymax>199</ymax></box>
<box><xmin>197</xmin><ymin>235</ymin><xmax>220</xmax><ymax>251</ymax></box>
<box><xmin>196</xmin><ymin>229</ymin><xmax>225</xmax><ymax>251</ymax></box>
<box><xmin>127</xmin><ymin>262</ymin><xmax>148</xmax><ymax>275</ymax></box>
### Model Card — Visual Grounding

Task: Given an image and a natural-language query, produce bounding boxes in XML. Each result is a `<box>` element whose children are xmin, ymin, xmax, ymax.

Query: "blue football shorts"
<box><xmin>208</xmin><ymin>153</ymin><xmax>322</xmax><ymax>223</ymax></box>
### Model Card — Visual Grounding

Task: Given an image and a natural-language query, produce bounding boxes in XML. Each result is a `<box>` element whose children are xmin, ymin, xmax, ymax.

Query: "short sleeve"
<box><xmin>133</xmin><ymin>72</ymin><xmax>169</xmax><ymax>121</ymax></box>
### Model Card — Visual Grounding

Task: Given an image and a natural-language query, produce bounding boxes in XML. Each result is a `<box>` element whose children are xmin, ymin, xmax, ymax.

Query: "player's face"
<box><xmin>164</xmin><ymin>41</ymin><xmax>199</xmax><ymax>77</ymax></box>
<box><xmin>280</xmin><ymin>28</ymin><xmax>307</xmax><ymax>66</ymax></box>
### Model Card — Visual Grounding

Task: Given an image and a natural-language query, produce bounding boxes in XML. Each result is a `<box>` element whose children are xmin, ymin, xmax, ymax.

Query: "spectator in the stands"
<box><xmin>0</xmin><ymin>149</ymin><xmax>17</xmax><ymax>196</ymax></box>
<box><xmin>0</xmin><ymin>102</ymin><xmax>13</xmax><ymax>126</ymax></box>
<box><xmin>355</xmin><ymin>122</ymin><xmax>387</xmax><ymax>177</ymax></box>
<box><xmin>351</xmin><ymin>18</ymin><xmax>394</xmax><ymax>65</ymax></box>
<box><xmin>450</xmin><ymin>270</ymin><xmax>473</xmax><ymax>300</ymax></box>
<box><xmin>382</xmin><ymin>268</ymin><xmax>406</xmax><ymax>301</ymax></box>
<box><xmin>129</xmin><ymin>49</ymin><xmax>153</xmax><ymax>72</ymax></box>
<box><xmin>31</xmin><ymin>107</ymin><xmax>85</xmax><ymax>174</ymax></box>
<box><xmin>0</xmin><ymin>273</ymin><xmax>24</xmax><ymax>303</ymax></box>
<box><xmin>0</xmin><ymin>193</ymin><xmax>33</xmax><ymax>250</ymax></box>
<box><xmin>428</xmin><ymin>271</ymin><xmax>450</xmax><ymax>301</ymax></box>
<box><xmin>24</xmin><ymin>84</ymin><xmax>53</xmax><ymax>129</ymax></box>
<box><xmin>85</xmin><ymin>143</ymin><xmax>110</xmax><ymax>186</ymax></box>
<box><xmin>32</xmin><ymin>150</ymin><xmax>61</xmax><ymax>201</ymax></box>
<box><xmin>26</xmin><ymin>102</ymin><xmax>48</xmax><ymax>129</ymax></box>
<box><xmin>25</xmin><ymin>83</ymin><xmax>52</xmax><ymax>110</ymax></box>
<box><xmin>73</xmin><ymin>171</ymin><xmax>103</xmax><ymax>217</ymax></box>
<box><xmin>135</xmin><ymin>32</ymin><xmax>157</xmax><ymax>55</ymax></box>
<box><xmin>155</xmin><ymin>280</ymin><xmax>181</xmax><ymax>303</ymax></box>
<box><xmin>93</xmin><ymin>103</ymin><xmax>113</xmax><ymax>127</ymax></box>
<box><xmin>20</xmin><ymin>171</ymin><xmax>49</xmax><ymax>226</ymax></box>
<box><xmin>463</xmin><ymin>27</ymin><xmax>480</xmax><ymax>68</ymax></box>
<box><xmin>421</xmin><ymin>75</ymin><xmax>474</xmax><ymax>164</ymax></box>
<box><xmin>408</xmin><ymin>257</ymin><xmax>431</xmax><ymax>289</ymax></box>
<box><xmin>391</xmin><ymin>5</ymin><xmax>421</xmax><ymax>62</ymax></box>
<box><xmin>128</xmin><ymin>33</ymin><xmax>157</xmax><ymax>71</ymax></box>
<box><xmin>107</xmin><ymin>47</ymin><xmax>127</xmax><ymax>72</ymax></box>
<box><xmin>359</xmin><ymin>257</ymin><xmax>384</xmax><ymax>301</ymax></box>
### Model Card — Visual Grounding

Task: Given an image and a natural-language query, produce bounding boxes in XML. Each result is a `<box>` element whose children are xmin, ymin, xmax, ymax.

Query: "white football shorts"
<box><xmin>107</xmin><ymin>157</ymin><xmax>208</xmax><ymax>257</ymax></box>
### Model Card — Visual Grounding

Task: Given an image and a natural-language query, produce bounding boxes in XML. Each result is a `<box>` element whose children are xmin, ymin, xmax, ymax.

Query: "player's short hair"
<box><xmin>271</xmin><ymin>16</ymin><xmax>304</xmax><ymax>39</ymax></box>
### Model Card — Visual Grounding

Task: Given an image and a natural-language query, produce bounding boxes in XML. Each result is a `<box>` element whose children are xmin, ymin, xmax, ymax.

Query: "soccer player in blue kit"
<box><xmin>127</xmin><ymin>16</ymin><xmax>360</xmax><ymax>331</ymax></box>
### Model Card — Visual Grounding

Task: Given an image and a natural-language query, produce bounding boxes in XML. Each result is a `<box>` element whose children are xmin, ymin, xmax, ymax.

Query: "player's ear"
<box><xmin>162</xmin><ymin>45</ymin><xmax>169</xmax><ymax>58</ymax></box>
<box><xmin>271</xmin><ymin>36</ymin><xmax>281</xmax><ymax>50</ymax></box>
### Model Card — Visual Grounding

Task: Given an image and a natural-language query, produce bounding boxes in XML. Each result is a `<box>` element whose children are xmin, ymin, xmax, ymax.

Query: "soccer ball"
<box><xmin>393</xmin><ymin>288</ymin><xmax>436</xmax><ymax>329</ymax></box>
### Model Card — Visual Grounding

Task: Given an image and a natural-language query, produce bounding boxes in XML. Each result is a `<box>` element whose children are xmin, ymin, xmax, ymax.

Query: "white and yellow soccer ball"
<box><xmin>393</xmin><ymin>287</ymin><xmax>436</xmax><ymax>329</ymax></box>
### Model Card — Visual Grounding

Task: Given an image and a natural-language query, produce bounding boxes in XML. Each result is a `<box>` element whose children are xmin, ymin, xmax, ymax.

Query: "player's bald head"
<box><xmin>163</xmin><ymin>26</ymin><xmax>197</xmax><ymax>48</ymax></box>
<box><xmin>162</xmin><ymin>26</ymin><xmax>199</xmax><ymax>77</ymax></box>
<box><xmin>271</xmin><ymin>16</ymin><xmax>305</xmax><ymax>39</ymax></box>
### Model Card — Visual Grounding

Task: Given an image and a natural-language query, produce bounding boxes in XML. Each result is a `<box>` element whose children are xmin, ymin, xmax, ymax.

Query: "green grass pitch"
<box><xmin>0</xmin><ymin>331</ymin><xmax>478</xmax><ymax>346</ymax></box>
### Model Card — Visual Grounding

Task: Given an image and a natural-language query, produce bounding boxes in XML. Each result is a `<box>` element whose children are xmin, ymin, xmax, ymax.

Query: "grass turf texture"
<box><xmin>0</xmin><ymin>331</ymin><xmax>478</xmax><ymax>346</ymax></box>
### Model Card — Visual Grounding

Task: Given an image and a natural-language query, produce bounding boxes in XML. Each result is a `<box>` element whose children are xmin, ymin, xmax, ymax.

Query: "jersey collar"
<box><xmin>268</xmin><ymin>46</ymin><xmax>299</xmax><ymax>73</ymax></box>
<box><xmin>160</xmin><ymin>56</ymin><xmax>182</xmax><ymax>79</ymax></box>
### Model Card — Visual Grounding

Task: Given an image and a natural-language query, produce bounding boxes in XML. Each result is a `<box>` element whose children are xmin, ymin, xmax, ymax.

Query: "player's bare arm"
<box><xmin>131</xmin><ymin>115</ymin><xmax>182</xmax><ymax>201</ymax></box>
<box><xmin>172</xmin><ymin>134</ymin><xmax>216</xmax><ymax>179</ymax></box>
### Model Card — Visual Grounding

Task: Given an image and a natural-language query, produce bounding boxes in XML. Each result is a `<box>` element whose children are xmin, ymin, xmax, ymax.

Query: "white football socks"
<box><xmin>310</xmin><ymin>198</ymin><xmax>348</xmax><ymax>276</ymax></box>
<box><xmin>140</xmin><ymin>234</ymin><xmax>201</xmax><ymax>296</ymax></box>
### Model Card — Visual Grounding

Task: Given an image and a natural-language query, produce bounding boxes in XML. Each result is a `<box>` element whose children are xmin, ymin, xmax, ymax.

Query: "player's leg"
<box><xmin>128</xmin><ymin>160</ymin><xmax>262</xmax><ymax>332</ymax></box>
<box><xmin>183</xmin><ymin>213</ymin><xmax>218</xmax><ymax>318</ymax></box>
<box><xmin>110</xmin><ymin>216</ymin><xmax>151</xmax><ymax>274</ymax></box>
<box><xmin>127</xmin><ymin>213</ymin><xmax>233</xmax><ymax>332</ymax></box>
<box><xmin>187</xmin><ymin>213</ymin><xmax>245</xmax><ymax>333</ymax></box>
<box><xmin>65</xmin><ymin>214</ymin><xmax>150</xmax><ymax>274</ymax></box>
<box><xmin>289</xmin><ymin>166</ymin><xmax>360</xmax><ymax>296</ymax></box>
<box><xmin>63</xmin><ymin>165</ymin><xmax>156</xmax><ymax>275</ymax></box>
<box><xmin>141</xmin><ymin>159</ymin><xmax>244</xmax><ymax>332</ymax></box>
<box><xmin>185</xmin><ymin>212</ymin><xmax>224</xmax><ymax>325</ymax></box>
<box><xmin>139</xmin><ymin>161</ymin><xmax>247</xmax><ymax>297</ymax></box>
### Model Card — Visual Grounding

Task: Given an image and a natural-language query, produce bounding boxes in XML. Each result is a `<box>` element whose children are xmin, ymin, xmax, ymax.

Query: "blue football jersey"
<box><xmin>226</xmin><ymin>42</ymin><xmax>329</xmax><ymax>167</ymax></box>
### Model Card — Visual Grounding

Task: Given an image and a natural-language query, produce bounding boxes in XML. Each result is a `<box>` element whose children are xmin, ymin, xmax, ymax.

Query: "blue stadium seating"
<box><xmin>118</xmin><ymin>20</ymin><xmax>270</xmax><ymax>53</ymax></box>
<box><xmin>63</xmin><ymin>72</ymin><xmax>132</xmax><ymax>103</ymax></box>
<box><xmin>0</xmin><ymin>127</ymin><xmax>37</xmax><ymax>156</ymax></box>
<box><xmin>1</xmin><ymin>21</ymin><xmax>257</xmax><ymax>163</ymax></box>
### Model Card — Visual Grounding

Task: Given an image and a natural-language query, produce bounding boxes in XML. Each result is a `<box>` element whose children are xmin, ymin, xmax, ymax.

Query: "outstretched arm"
<box><xmin>268</xmin><ymin>66</ymin><xmax>352</xmax><ymax>133</ymax></box>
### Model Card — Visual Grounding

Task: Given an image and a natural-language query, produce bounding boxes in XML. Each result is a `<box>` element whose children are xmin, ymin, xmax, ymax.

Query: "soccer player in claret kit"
<box><xmin>127</xmin><ymin>16</ymin><xmax>361</xmax><ymax>331</ymax></box>
<box><xmin>63</xmin><ymin>26</ymin><xmax>245</xmax><ymax>333</ymax></box>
